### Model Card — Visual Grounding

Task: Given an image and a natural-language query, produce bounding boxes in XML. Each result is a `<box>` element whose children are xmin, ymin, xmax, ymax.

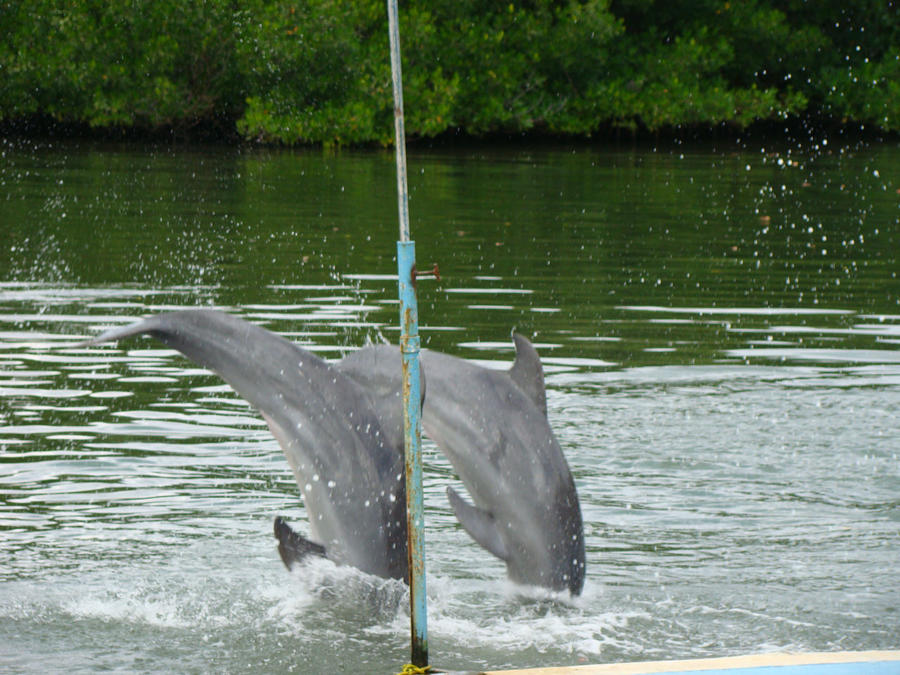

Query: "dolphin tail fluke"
<box><xmin>75</xmin><ymin>316</ymin><xmax>165</xmax><ymax>348</ymax></box>
<box><xmin>274</xmin><ymin>516</ymin><xmax>327</xmax><ymax>570</ymax></box>
<box><xmin>446</xmin><ymin>486</ymin><xmax>509</xmax><ymax>561</ymax></box>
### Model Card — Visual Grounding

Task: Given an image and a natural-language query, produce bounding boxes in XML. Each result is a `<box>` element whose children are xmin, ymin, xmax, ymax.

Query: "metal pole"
<box><xmin>397</xmin><ymin>241</ymin><xmax>427</xmax><ymax>668</ymax></box>
<box><xmin>387</xmin><ymin>0</ymin><xmax>428</xmax><ymax>668</ymax></box>
<box><xmin>388</xmin><ymin>0</ymin><xmax>410</xmax><ymax>244</ymax></box>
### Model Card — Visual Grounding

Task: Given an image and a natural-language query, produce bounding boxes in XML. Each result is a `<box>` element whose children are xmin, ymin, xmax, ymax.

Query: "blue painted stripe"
<box><xmin>671</xmin><ymin>661</ymin><xmax>900</xmax><ymax>675</ymax></box>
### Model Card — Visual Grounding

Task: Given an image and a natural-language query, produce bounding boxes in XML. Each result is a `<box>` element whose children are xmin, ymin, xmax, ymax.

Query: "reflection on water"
<box><xmin>0</xmin><ymin>139</ymin><xmax>898</xmax><ymax>672</ymax></box>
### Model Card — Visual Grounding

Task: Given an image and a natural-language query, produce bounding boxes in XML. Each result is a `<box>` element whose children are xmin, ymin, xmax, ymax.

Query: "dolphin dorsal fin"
<box><xmin>508</xmin><ymin>333</ymin><xmax>547</xmax><ymax>417</ymax></box>
<box><xmin>447</xmin><ymin>486</ymin><xmax>509</xmax><ymax>561</ymax></box>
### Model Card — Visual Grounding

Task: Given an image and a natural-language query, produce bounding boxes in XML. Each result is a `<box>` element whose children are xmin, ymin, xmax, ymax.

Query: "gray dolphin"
<box><xmin>83</xmin><ymin>310</ymin><xmax>585</xmax><ymax>595</ymax></box>
<box><xmin>81</xmin><ymin>309</ymin><xmax>411</xmax><ymax>581</ymax></box>
<box><xmin>339</xmin><ymin>338</ymin><xmax>586</xmax><ymax>596</ymax></box>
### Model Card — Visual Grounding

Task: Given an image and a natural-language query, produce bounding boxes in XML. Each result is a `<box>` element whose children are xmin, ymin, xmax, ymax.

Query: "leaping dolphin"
<box><xmin>81</xmin><ymin>309</ymin><xmax>412</xmax><ymax>581</ymax></box>
<box><xmin>339</xmin><ymin>338</ymin><xmax>586</xmax><ymax>595</ymax></box>
<box><xmin>427</xmin><ymin>338</ymin><xmax>585</xmax><ymax>596</ymax></box>
<box><xmin>82</xmin><ymin>310</ymin><xmax>586</xmax><ymax>595</ymax></box>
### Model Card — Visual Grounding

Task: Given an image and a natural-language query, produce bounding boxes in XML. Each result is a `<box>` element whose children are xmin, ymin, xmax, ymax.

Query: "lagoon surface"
<box><xmin>1</xmin><ymin>136</ymin><xmax>899</xmax><ymax>673</ymax></box>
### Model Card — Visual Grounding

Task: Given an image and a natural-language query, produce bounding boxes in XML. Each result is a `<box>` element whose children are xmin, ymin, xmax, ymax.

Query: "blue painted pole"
<box><xmin>387</xmin><ymin>0</ymin><xmax>428</xmax><ymax>668</ymax></box>
<box><xmin>397</xmin><ymin>241</ymin><xmax>427</xmax><ymax>668</ymax></box>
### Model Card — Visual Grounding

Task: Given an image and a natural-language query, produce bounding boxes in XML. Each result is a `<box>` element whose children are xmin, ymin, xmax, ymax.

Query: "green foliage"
<box><xmin>0</xmin><ymin>0</ymin><xmax>897</xmax><ymax>143</ymax></box>
<box><xmin>819</xmin><ymin>48</ymin><xmax>900</xmax><ymax>130</ymax></box>
<box><xmin>398</xmin><ymin>0</ymin><xmax>621</xmax><ymax>135</ymax></box>
<box><xmin>234</xmin><ymin>0</ymin><xmax>392</xmax><ymax>146</ymax></box>
<box><xmin>0</xmin><ymin>1</ymin><xmax>243</xmax><ymax>129</ymax></box>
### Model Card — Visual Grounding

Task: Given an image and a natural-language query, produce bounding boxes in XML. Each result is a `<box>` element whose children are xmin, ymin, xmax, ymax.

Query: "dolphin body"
<box><xmin>81</xmin><ymin>310</ymin><xmax>411</xmax><ymax>581</ymax></box>
<box><xmin>83</xmin><ymin>310</ymin><xmax>585</xmax><ymax>595</ymax></box>
<box><xmin>340</xmin><ymin>339</ymin><xmax>585</xmax><ymax>595</ymax></box>
<box><xmin>428</xmin><ymin>339</ymin><xmax>584</xmax><ymax>595</ymax></box>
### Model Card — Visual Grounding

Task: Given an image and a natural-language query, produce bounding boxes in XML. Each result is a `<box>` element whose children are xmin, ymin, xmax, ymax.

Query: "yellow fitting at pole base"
<box><xmin>397</xmin><ymin>663</ymin><xmax>432</xmax><ymax>675</ymax></box>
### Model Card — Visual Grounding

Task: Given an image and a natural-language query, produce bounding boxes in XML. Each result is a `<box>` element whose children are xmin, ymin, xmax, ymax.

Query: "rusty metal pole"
<box><xmin>387</xmin><ymin>0</ymin><xmax>428</xmax><ymax>668</ymax></box>
<box><xmin>397</xmin><ymin>241</ymin><xmax>427</xmax><ymax>668</ymax></box>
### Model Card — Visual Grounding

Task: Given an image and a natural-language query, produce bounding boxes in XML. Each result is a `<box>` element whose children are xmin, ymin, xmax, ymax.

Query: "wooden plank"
<box><xmin>479</xmin><ymin>650</ymin><xmax>900</xmax><ymax>675</ymax></box>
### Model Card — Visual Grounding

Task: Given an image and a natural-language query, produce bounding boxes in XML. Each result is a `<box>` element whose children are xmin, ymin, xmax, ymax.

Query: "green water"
<box><xmin>0</xmin><ymin>137</ymin><xmax>898</xmax><ymax>673</ymax></box>
<box><xmin>4</xmin><ymin>139</ymin><xmax>899</xmax><ymax>340</ymax></box>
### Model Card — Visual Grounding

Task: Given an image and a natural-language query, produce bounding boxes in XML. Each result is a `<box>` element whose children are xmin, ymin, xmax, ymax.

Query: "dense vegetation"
<box><xmin>1</xmin><ymin>0</ymin><xmax>897</xmax><ymax>145</ymax></box>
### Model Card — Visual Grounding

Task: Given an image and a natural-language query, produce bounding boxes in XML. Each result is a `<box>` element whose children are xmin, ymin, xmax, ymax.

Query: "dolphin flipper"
<box><xmin>274</xmin><ymin>516</ymin><xmax>327</xmax><ymax>569</ymax></box>
<box><xmin>446</xmin><ymin>486</ymin><xmax>509</xmax><ymax>561</ymax></box>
